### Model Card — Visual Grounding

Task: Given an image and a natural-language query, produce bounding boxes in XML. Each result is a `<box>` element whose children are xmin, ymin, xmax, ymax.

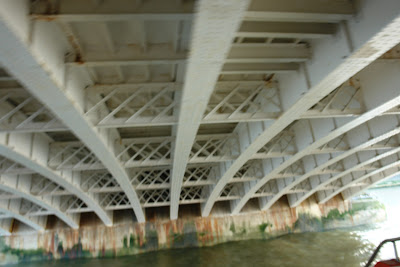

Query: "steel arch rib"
<box><xmin>201</xmin><ymin>1</ymin><xmax>400</xmax><ymax>216</ymax></box>
<box><xmin>0</xmin><ymin>133</ymin><xmax>112</xmax><ymax>226</ymax></box>
<box><xmin>288</xmin><ymin>122</ymin><xmax>400</xmax><ymax>207</ymax></box>
<box><xmin>0</xmin><ymin>201</ymin><xmax>45</xmax><ymax>231</ymax></box>
<box><xmin>319</xmin><ymin>157</ymin><xmax>400</xmax><ymax>204</ymax></box>
<box><xmin>0</xmin><ymin>1</ymin><xmax>144</xmax><ymax>222</ymax></box>
<box><xmin>232</xmin><ymin>62</ymin><xmax>400</xmax><ymax>214</ymax></box>
<box><xmin>340</xmin><ymin>170</ymin><xmax>400</xmax><ymax>201</ymax></box>
<box><xmin>0</xmin><ymin>174</ymin><xmax>78</xmax><ymax>229</ymax></box>
<box><xmin>169</xmin><ymin>0</ymin><xmax>251</xmax><ymax>219</ymax></box>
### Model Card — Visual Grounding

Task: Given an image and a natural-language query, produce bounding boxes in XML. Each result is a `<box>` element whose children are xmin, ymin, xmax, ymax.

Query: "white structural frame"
<box><xmin>201</xmin><ymin>0</ymin><xmax>400</xmax><ymax>216</ymax></box>
<box><xmin>170</xmin><ymin>0</ymin><xmax>251</xmax><ymax>219</ymax></box>
<box><xmin>0</xmin><ymin>0</ymin><xmax>399</xmax><ymax>232</ymax></box>
<box><xmin>244</xmin><ymin>62</ymin><xmax>400</xmax><ymax>214</ymax></box>
<box><xmin>0</xmin><ymin>0</ymin><xmax>145</xmax><ymax>223</ymax></box>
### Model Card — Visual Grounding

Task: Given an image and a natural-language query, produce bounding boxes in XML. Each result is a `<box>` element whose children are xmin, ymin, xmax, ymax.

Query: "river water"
<box><xmin>14</xmin><ymin>186</ymin><xmax>400</xmax><ymax>267</ymax></box>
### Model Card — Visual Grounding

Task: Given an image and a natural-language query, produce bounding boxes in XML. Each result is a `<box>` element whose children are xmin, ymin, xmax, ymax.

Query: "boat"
<box><xmin>366</xmin><ymin>237</ymin><xmax>400</xmax><ymax>266</ymax></box>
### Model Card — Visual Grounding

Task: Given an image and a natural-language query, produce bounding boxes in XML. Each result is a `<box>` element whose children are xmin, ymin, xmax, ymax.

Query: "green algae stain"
<box><xmin>294</xmin><ymin>213</ymin><xmax>324</xmax><ymax>232</ymax></box>
<box><xmin>123</xmin><ymin>236</ymin><xmax>128</xmax><ymax>249</ymax></box>
<box><xmin>229</xmin><ymin>223</ymin><xmax>236</xmax><ymax>234</ymax></box>
<box><xmin>144</xmin><ymin>229</ymin><xmax>159</xmax><ymax>250</ymax></box>
<box><xmin>258</xmin><ymin>222</ymin><xmax>272</xmax><ymax>233</ymax></box>
<box><xmin>129</xmin><ymin>234</ymin><xmax>135</xmax><ymax>248</ymax></box>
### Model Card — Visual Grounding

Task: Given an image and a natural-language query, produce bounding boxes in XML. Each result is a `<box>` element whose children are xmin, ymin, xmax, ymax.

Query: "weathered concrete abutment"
<box><xmin>0</xmin><ymin>195</ymin><xmax>385</xmax><ymax>265</ymax></box>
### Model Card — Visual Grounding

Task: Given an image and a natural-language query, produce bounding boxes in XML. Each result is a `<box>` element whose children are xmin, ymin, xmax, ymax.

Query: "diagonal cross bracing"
<box><xmin>232</xmin><ymin>62</ymin><xmax>400</xmax><ymax>214</ymax></box>
<box><xmin>340</xmin><ymin>169</ymin><xmax>400</xmax><ymax>201</ymax></box>
<box><xmin>201</xmin><ymin>0</ymin><xmax>400</xmax><ymax>217</ymax></box>
<box><xmin>0</xmin><ymin>131</ymin><xmax>112</xmax><ymax>226</ymax></box>
<box><xmin>288</xmin><ymin>116</ymin><xmax>400</xmax><ymax>207</ymax></box>
<box><xmin>0</xmin><ymin>173</ymin><xmax>78</xmax><ymax>229</ymax></box>
<box><xmin>319</xmin><ymin>152</ymin><xmax>400</xmax><ymax>203</ymax></box>
<box><xmin>0</xmin><ymin>0</ymin><xmax>145</xmax><ymax>222</ymax></box>
<box><xmin>0</xmin><ymin>198</ymin><xmax>46</xmax><ymax>231</ymax></box>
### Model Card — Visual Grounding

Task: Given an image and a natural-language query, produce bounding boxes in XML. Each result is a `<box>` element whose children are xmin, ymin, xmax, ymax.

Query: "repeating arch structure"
<box><xmin>0</xmin><ymin>0</ymin><xmax>399</xmax><ymax>235</ymax></box>
<box><xmin>0</xmin><ymin>173</ymin><xmax>77</xmax><ymax>229</ymax></box>
<box><xmin>0</xmin><ymin>197</ymin><xmax>47</xmax><ymax>232</ymax></box>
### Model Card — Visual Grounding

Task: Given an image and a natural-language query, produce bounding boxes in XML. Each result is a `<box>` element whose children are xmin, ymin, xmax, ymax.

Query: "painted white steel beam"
<box><xmin>0</xmin><ymin>173</ymin><xmax>78</xmax><ymax>229</ymax></box>
<box><xmin>0</xmin><ymin>101</ymin><xmax>389</xmax><ymax>133</ymax></box>
<box><xmin>0</xmin><ymin>0</ymin><xmax>145</xmax><ymax>222</ymax></box>
<box><xmin>288</xmin><ymin>116</ymin><xmax>400</xmax><ymax>207</ymax></box>
<box><xmin>30</xmin><ymin>0</ymin><xmax>354</xmax><ymax>24</ymax></box>
<box><xmin>244</xmin><ymin>0</ymin><xmax>354</xmax><ymax>23</ymax></box>
<box><xmin>340</xmin><ymin>170</ymin><xmax>400</xmax><ymax>201</ymax></box>
<box><xmin>201</xmin><ymin>0</ymin><xmax>400</xmax><ymax>217</ymax></box>
<box><xmin>169</xmin><ymin>0</ymin><xmax>251</xmax><ymax>220</ymax></box>
<box><xmin>237</xmin><ymin>22</ymin><xmax>336</xmax><ymax>39</ymax></box>
<box><xmin>30</xmin><ymin>0</ymin><xmax>195</xmax><ymax>22</ymax></box>
<box><xmin>0</xmin><ymin>198</ymin><xmax>46</xmax><ymax>231</ymax></box>
<box><xmin>0</xmin><ymin>87</ymin><xmax>66</xmax><ymax>134</ymax></box>
<box><xmin>220</xmin><ymin>63</ymin><xmax>299</xmax><ymax>75</ymax></box>
<box><xmin>313</xmin><ymin>147</ymin><xmax>400</xmax><ymax>199</ymax></box>
<box><xmin>0</xmin><ymin>132</ymin><xmax>112</xmax><ymax>226</ymax></box>
<box><xmin>64</xmin><ymin>44</ymin><xmax>309</xmax><ymax>67</ymax></box>
<box><xmin>238</xmin><ymin>62</ymin><xmax>400</xmax><ymax>214</ymax></box>
<box><xmin>226</xmin><ymin>44</ymin><xmax>310</xmax><ymax>64</ymax></box>
<box><xmin>319</xmin><ymin>152</ymin><xmax>400</xmax><ymax>203</ymax></box>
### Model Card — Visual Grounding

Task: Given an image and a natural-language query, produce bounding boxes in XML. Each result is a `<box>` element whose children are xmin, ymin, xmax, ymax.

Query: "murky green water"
<box><xmin>16</xmin><ymin>231</ymin><xmax>374</xmax><ymax>267</ymax></box>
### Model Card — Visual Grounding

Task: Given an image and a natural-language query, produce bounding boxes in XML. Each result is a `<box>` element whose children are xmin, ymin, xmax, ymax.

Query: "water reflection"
<box><xmin>358</xmin><ymin>186</ymin><xmax>400</xmax><ymax>261</ymax></box>
<box><xmin>21</xmin><ymin>231</ymin><xmax>373</xmax><ymax>267</ymax></box>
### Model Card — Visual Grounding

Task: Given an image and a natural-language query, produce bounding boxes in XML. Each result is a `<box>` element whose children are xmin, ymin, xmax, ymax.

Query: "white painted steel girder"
<box><xmin>340</xmin><ymin>169</ymin><xmax>400</xmax><ymax>201</ymax></box>
<box><xmin>201</xmin><ymin>0</ymin><xmax>400</xmax><ymax>216</ymax></box>
<box><xmin>236</xmin><ymin>61</ymin><xmax>400</xmax><ymax>214</ymax></box>
<box><xmin>0</xmin><ymin>173</ymin><xmax>78</xmax><ymax>229</ymax></box>
<box><xmin>288</xmin><ymin>115</ymin><xmax>400</xmax><ymax>207</ymax></box>
<box><xmin>319</xmin><ymin>152</ymin><xmax>400</xmax><ymax>203</ymax></box>
<box><xmin>0</xmin><ymin>132</ymin><xmax>112</xmax><ymax>226</ymax></box>
<box><xmin>170</xmin><ymin>0</ymin><xmax>251</xmax><ymax>219</ymax></box>
<box><xmin>29</xmin><ymin>0</ymin><xmax>354</xmax><ymax>24</ymax></box>
<box><xmin>0</xmin><ymin>198</ymin><xmax>46</xmax><ymax>232</ymax></box>
<box><xmin>0</xmin><ymin>0</ymin><xmax>399</xmax><ymax>231</ymax></box>
<box><xmin>0</xmin><ymin>0</ymin><xmax>145</xmax><ymax>223</ymax></box>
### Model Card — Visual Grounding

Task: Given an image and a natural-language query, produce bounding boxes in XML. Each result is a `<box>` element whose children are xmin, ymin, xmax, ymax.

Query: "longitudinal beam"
<box><xmin>0</xmin><ymin>0</ymin><xmax>145</xmax><ymax>222</ymax></box>
<box><xmin>201</xmin><ymin>0</ymin><xmax>400</xmax><ymax>217</ymax></box>
<box><xmin>244</xmin><ymin>0</ymin><xmax>354</xmax><ymax>23</ymax></box>
<box><xmin>30</xmin><ymin>0</ymin><xmax>354</xmax><ymax>24</ymax></box>
<box><xmin>30</xmin><ymin>0</ymin><xmax>195</xmax><ymax>22</ymax></box>
<box><xmin>170</xmin><ymin>0</ymin><xmax>250</xmax><ymax>220</ymax></box>
<box><xmin>237</xmin><ymin>22</ymin><xmax>336</xmax><ymax>39</ymax></box>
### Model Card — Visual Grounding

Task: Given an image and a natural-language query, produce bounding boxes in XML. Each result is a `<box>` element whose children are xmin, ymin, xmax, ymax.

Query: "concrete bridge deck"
<box><xmin>0</xmin><ymin>0</ymin><xmax>399</xmax><ymax>234</ymax></box>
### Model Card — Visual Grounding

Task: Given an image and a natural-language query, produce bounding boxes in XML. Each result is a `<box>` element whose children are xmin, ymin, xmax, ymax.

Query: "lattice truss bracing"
<box><xmin>85</xmin><ymin>82</ymin><xmax>282</xmax><ymax>128</ymax></box>
<box><xmin>79</xmin><ymin>165</ymin><xmax>216</xmax><ymax>209</ymax></box>
<box><xmin>1</xmin><ymin>0</ymin><xmax>400</xmax><ymax>233</ymax></box>
<box><xmin>0</xmin><ymin>87</ymin><xmax>65</xmax><ymax>133</ymax></box>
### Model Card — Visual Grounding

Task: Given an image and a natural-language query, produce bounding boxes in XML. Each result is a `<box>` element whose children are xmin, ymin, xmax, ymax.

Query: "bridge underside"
<box><xmin>0</xmin><ymin>0</ymin><xmax>399</xmax><ymax>234</ymax></box>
